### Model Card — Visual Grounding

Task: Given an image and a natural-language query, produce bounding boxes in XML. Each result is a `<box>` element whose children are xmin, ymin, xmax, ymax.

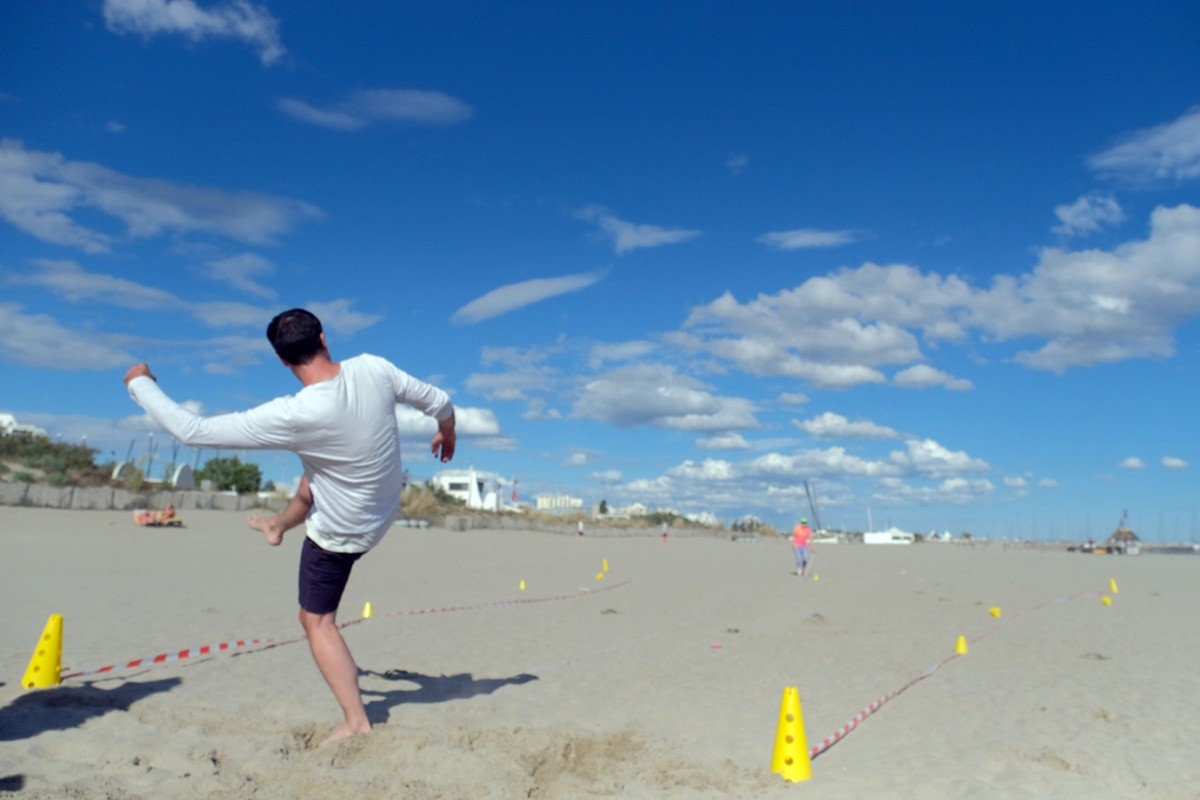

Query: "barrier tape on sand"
<box><xmin>61</xmin><ymin>580</ymin><xmax>630</xmax><ymax>681</ymax></box>
<box><xmin>808</xmin><ymin>587</ymin><xmax>1101</xmax><ymax>760</ymax></box>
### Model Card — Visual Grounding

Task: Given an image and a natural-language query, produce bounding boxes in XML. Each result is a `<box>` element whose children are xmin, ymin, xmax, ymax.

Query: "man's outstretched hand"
<box><xmin>432</xmin><ymin>414</ymin><xmax>457</xmax><ymax>463</ymax></box>
<box><xmin>124</xmin><ymin>363</ymin><xmax>157</xmax><ymax>386</ymax></box>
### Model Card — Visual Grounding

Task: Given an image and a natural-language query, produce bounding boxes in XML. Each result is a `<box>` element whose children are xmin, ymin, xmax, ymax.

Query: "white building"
<box><xmin>863</xmin><ymin>527</ymin><xmax>915</xmax><ymax>545</ymax></box>
<box><xmin>0</xmin><ymin>413</ymin><xmax>47</xmax><ymax>438</ymax></box>
<box><xmin>535</xmin><ymin>493</ymin><xmax>584</xmax><ymax>513</ymax></box>
<box><xmin>430</xmin><ymin>467</ymin><xmax>505</xmax><ymax>511</ymax></box>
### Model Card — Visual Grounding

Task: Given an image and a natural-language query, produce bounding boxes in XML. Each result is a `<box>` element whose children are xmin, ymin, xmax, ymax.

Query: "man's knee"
<box><xmin>299</xmin><ymin>608</ymin><xmax>336</xmax><ymax>633</ymax></box>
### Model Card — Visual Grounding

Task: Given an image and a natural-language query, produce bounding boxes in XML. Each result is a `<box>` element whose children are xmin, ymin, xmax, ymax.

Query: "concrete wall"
<box><xmin>0</xmin><ymin>481</ymin><xmax>269</xmax><ymax>512</ymax></box>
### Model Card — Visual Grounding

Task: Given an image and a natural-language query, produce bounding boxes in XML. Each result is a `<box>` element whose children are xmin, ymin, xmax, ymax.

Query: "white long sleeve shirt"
<box><xmin>128</xmin><ymin>353</ymin><xmax>454</xmax><ymax>552</ymax></box>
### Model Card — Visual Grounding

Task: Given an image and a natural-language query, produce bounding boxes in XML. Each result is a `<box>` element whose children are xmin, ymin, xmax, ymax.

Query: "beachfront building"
<box><xmin>0</xmin><ymin>413</ymin><xmax>48</xmax><ymax>438</ymax></box>
<box><xmin>593</xmin><ymin>501</ymin><xmax>647</xmax><ymax>519</ymax></box>
<box><xmin>685</xmin><ymin>510</ymin><xmax>721</xmax><ymax>527</ymax></box>
<box><xmin>863</xmin><ymin>527</ymin><xmax>916</xmax><ymax>544</ymax></box>
<box><xmin>431</xmin><ymin>466</ymin><xmax>506</xmax><ymax>511</ymax></box>
<box><xmin>535</xmin><ymin>493</ymin><xmax>584</xmax><ymax>513</ymax></box>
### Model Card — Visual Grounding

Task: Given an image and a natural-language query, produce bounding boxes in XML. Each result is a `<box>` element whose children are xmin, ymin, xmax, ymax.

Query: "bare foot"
<box><xmin>318</xmin><ymin>720</ymin><xmax>371</xmax><ymax>748</ymax></box>
<box><xmin>246</xmin><ymin>513</ymin><xmax>285</xmax><ymax>546</ymax></box>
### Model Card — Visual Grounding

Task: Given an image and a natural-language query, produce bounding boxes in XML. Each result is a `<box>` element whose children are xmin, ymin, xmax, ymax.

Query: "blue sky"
<box><xmin>3</xmin><ymin>2</ymin><xmax>1200</xmax><ymax>540</ymax></box>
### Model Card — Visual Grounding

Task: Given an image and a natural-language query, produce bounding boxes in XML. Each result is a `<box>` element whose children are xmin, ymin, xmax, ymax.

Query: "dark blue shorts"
<box><xmin>299</xmin><ymin>537</ymin><xmax>365</xmax><ymax>614</ymax></box>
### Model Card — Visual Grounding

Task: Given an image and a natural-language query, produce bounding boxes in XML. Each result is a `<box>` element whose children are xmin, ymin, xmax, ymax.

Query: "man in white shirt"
<box><xmin>124</xmin><ymin>308</ymin><xmax>456</xmax><ymax>746</ymax></box>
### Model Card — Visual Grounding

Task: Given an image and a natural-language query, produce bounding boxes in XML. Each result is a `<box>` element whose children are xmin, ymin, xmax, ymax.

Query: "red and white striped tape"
<box><xmin>61</xmin><ymin>579</ymin><xmax>630</xmax><ymax>681</ymax></box>
<box><xmin>809</xmin><ymin>587</ymin><xmax>1103</xmax><ymax>760</ymax></box>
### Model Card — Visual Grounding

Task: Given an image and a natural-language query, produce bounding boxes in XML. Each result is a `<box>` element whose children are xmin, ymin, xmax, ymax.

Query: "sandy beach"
<box><xmin>1</xmin><ymin>507</ymin><xmax>1197</xmax><ymax>799</ymax></box>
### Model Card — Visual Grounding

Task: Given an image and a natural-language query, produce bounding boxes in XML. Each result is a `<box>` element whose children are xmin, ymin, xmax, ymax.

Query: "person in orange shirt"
<box><xmin>791</xmin><ymin>518</ymin><xmax>813</xmax><ymax>577</ymax></box>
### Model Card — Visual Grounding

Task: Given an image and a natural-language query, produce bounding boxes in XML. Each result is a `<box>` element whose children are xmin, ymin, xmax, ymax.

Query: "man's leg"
<box><xmin>297</xmin><ymin>537</ymin><xmax>370</xmax><ymax>746</ymax></box>
<box><xmin>248</xmin><ymin>475</ymin><xmax>313</xmax><ymax>545</ymax></box>
<box><xmin>299</xmin><ymin>608</ymin><xmax>371</xmax><ymax>746</ymax></box>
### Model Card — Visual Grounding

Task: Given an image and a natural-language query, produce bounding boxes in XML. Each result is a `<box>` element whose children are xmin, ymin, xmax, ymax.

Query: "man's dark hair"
<box><xmin>267</xmin><ymin>308</ymin><xmax>325</xmax><ymax>366</ymax></box>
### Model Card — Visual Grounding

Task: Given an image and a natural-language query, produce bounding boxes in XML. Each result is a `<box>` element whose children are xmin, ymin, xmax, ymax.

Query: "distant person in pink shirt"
<box><xmin>792</xmin><ymin>518</ymin><xmax>813</xmax><ymax>577</ymax></box>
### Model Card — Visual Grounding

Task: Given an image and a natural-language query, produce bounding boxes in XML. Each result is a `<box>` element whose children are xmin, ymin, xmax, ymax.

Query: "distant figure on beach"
<box><xmin>792</xmin><ymin>518</ymin><xmax>813</xmax><ymax>577</ymax></box>
<box><xmin>157</xmin><ymin>504</ymin><xmax>177</xmax><ymax>525</ymax></box>
<box><xmin>578</xmin><ymin>520</ymin><xmax>585</xmax><ymax>537</ymax></box>
<box><xmin>661</xmin><ymin>521</ymin><xmax>669</xmax><ymax>542</ymax></box>
<box><xmin>124</xmin><ymin>308</ymin><xmax>456</xmax><ymax>747</ymax></box>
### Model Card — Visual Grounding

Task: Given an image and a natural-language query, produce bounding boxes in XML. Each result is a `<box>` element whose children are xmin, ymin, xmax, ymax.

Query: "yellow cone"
<box><xmin>1101</xmin><ymin>596</ymin><xmax>1112</xmax><ymax>606</ymax></box>
<box><xmin>955</xmin><ymin>635</ymin><xmax>969</xmax><ymax>655</ymax></box>
<box><xmin>595</xmin><ymin>571</ymin><xmax>605</xmax><ymax>581</ymax></box>
<box><xmin>362</xmin><ymin>601</ymin><xmax>373</xmax><ymax>619</ymax></box>
<box><xmin>989</xmin><ymin>606</ymin><xmax>1002</xmax><ymax>618</ymax></box>
<box><xmin>519</xmin><ymin>579</ymin><xmax>526</xmax><ymax>591</ymax></box>
<box><xmin>770</xmin><ymin>687</ymin><xmax>812</xmax><ymax>782</ymax></box>
<box><xmin>812</xmin><ymin>573</ymin><xmax>819</xmax><ymax>581</ymax></box>
<box><xmin>22</xmin><ymin>614</ymin><xmax>63</xmax><ymax>690</ymax></box>
<box><xmin>1109</xmin><ymin>578</ymin><xmax>1119</xmax><ymax>594</ymax></box>
<box><xmin>602</xmin><ymin>558</ymin><xmax>609</xmax><ymax>572</ymax></box>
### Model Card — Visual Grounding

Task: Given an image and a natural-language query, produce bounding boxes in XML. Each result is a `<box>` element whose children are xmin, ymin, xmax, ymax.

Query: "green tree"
<box><xmin>598</xmin><ymin>499</ymin><xmax>609</xmax><ymax>515</ymax></box>
<box><xmin>197</xmin><ymin>456</ymin><xmax>262</xmax><ymax>494</ymax></box>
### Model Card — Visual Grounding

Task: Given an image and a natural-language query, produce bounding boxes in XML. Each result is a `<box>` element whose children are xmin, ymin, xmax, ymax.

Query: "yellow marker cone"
<box><xmin>602</xmin><ymin>558</ymin><xmax>609</xmax><ymax>572</ymax></box>
<box><xmin>770</xmin><ymin>687</ymin><xmax>813</xmax><ymax>782</ymax></box>
<box><xmin>1101</xmin><ymin>596</ymin><xmax>1112</xmax><ymax>606</ymax></box>
<box><xmin>595</xmin><ymin>571</ymin><xmax>605</xmax><ymax>581</ymax></box>
<box><xmin>1109</xmin><ymin>578</ymin><xmax>1119</xmax><ymax>594</ymax></box>
<box><xmin>519</xmin><ymin>579</ymin><xmax>526</xmax><ymax>591</ymax></box>
<box><xmin>955</xmin><ymin>635</ymin><xmax>969</xmax><ymax>655</ymax></box>
<box><xmin>22</xmin><ymin>614</ymin><xmax>63</xmax><ymax>690</ymax></box>
<box><xmin>812</xmin><ymin>573</ymin><xmax>819</xmax><ymax>581</ymax></box>
<box><xmin>362</xmin><ymin>602</ymin><xmax>373</xmax><ymax>619</ymax></box>
<box><xmin>989</xmin><ymin>606</ymin><xmax>1002</xmax><ymax>618</ymax></box>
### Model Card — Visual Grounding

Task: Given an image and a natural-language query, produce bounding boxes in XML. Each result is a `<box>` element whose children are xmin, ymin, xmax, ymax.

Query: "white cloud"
<box><xmin>564</xmin><ymin>452</ymin><xmax>589</xmax><ymax>467</ymax></box>
<box><xmin>572</xmin><ymin>363</ymin><xmax>758</xmax><ymax>431</ymax></box>
<box><xmin>588</xmin><ymin>340</ymin><xmax>656</xmax><ymax>368</ymax></box>
<box><xmin>303</xmin><ymin>299</ymin><xmax>383</xmax><ymax>336</ymax></box>
<box><xmin>103</xmin><ymin>0</ymin><xmax>285</xmax><ymax>65</ymax></box>
<box><xmin>778</xmin><ymin>392</ymin><xmax>808</xmax><ymax>406</ymax></box>
<box><xmin>667</xmin><ymin>458</ymin><xmax>739</xmax><ymax>481</ymax></box>
<box><xmin>277</xmin><ymin>89</ymin><xmax>473</xmax><ymax>131</ymax></box>
<box><xmin>696</xmin><ymin>433</ymin><xmax>751</xmax><ymax>450</ymax></box>
<box><xmin>395</xmin><ymin>405</ymin><xmax>500</xmax><ymax>438</ymax></box>
<box><xmin>1053</xmin><ymin>194</ymin><xmax>1124</xmax><ymax>236</ymax></box>
<box><xmin>13</xmin><ymin>259</ymin><xmax>181</xmax><ymax>308</ymax></box>
<box><xmin>205</xmin><ymin>253</ymin><xmax>276</xmax><ymax>299</ymax></box>
<box><xmin>190</xmin><ymin>301</ymin><xmax>273</xmax><ymax>328</ymax></box>
<box><xmin>684</xmin><ymin>204</ymin><xmax>1200</xmax><ymax>379</ymax></box>
<box><xmin>467</xmin><ymin>345</ymin><xmax>564</xmax><ymax>404</ymax></box>
<box><xmin>0</xmin><ymin>139</ymin><xmax>321</xmax><ymax>252</ymax></box>
<box><xmin>795</xmin><ymin>411</ymin><xmax>898</xmax><ymax>439</ymax></box>
<box><xmin>1120</xmin><ymin>456</ymin><xmax>1145</xmax><ymax>470</ymax></box>
<box><xmin>575</xmin><ymin>205</ymin><xmax>701</xmax><ymax>254</ymax></box>
<box><xmin>889</xmin><ymin>438</ymin><xmax>989</xmax><ymax>478</ymax></box>
<box><xmin>758</xmin><ymin>228</ymin><xmax>862</xmax><ymax>251</ymax></box>
<box><xmin>726</xmin><ymin>153</ymin><xmax>748</xmax><ymax>176</ymax></box>
<box><xmin>872</xmin><ymin>475</ymin><xmax>995</xmax><ymax>505</ymax></box>
<box><xmin>452</xmin><ymin>271</ymin><xmax>605</xmax><ymax>324</ymax></box>
<box><xmin>1039</xmin><ymin>478</ymin><xmax>1059</xmax><ymax>489</ymax></box>
<box><xmin>892</xmin><ymin>364</ymin><xmax>973</xmax><ymax>391</ymax></box>
<box><xmin>1088</xmin><ymin>107</ymin><xmax>1200</xmax><ymax>184</ymax></box>
<box><xmin>592</xmin><ymin>469</ymin><xmax>623</xmax><ymax>482</ymax></box>
<box><xmin>1162</xmin><ymin>456</ymin><xmax>1188</xmax><ymax>470</ymax></box>
<box><xmin>0</xmin><ymin>303</ymin><xmax>135</xmax><ymax>369</ymax></box>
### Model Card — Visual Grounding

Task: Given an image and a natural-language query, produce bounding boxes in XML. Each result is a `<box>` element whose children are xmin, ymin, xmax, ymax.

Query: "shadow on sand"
<box><xmin>0</xmin><ymin>677</ymin><xmax>181</xmax><ymax>742</ymax></box>
<box><xmin>358</xmin><ymin>668</ymin><xmax>537</xmax><ymax>724</ymax></box>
